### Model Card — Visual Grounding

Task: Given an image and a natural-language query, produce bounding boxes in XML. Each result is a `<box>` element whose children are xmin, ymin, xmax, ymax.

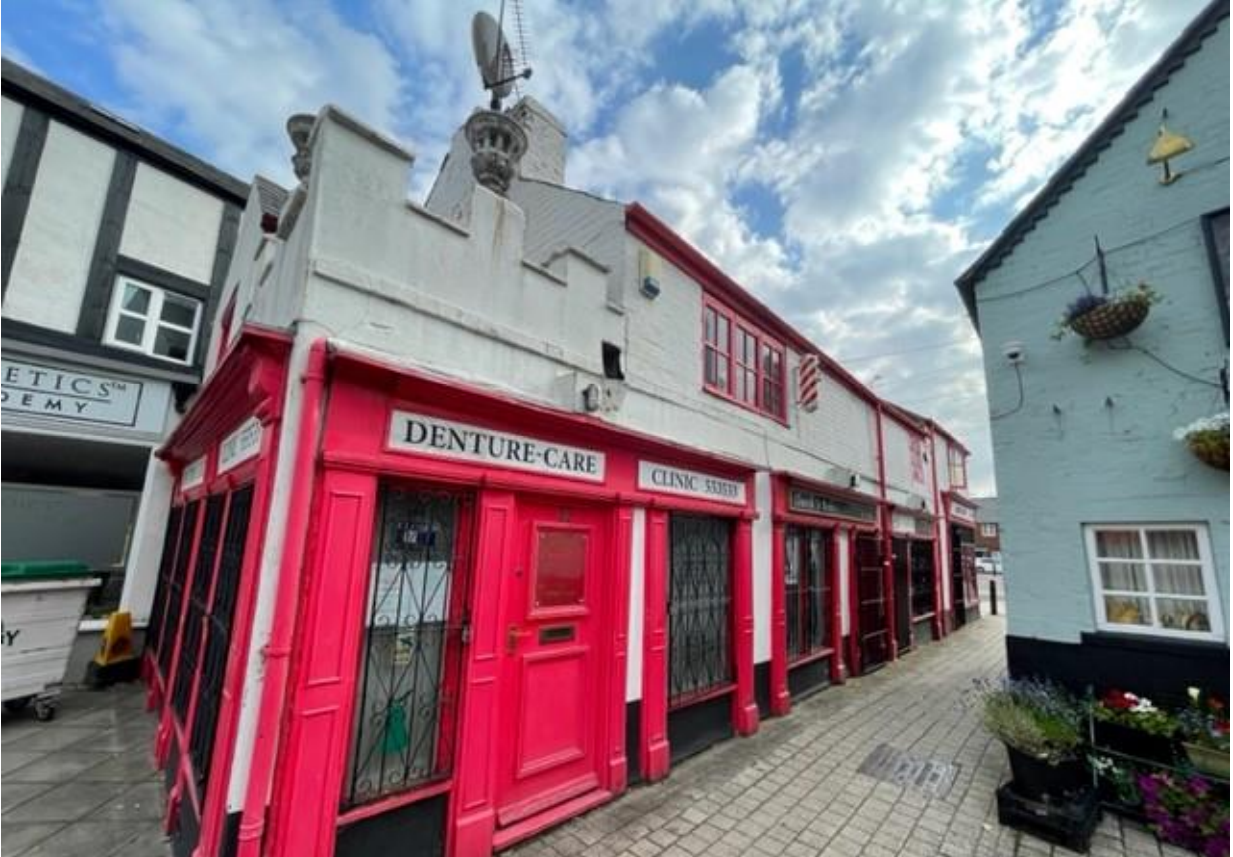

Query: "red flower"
<box><xmin>1208</xmin><ymin>697</ymin><xmax>1225</xmax><ymax>712</ymax></box>
<box><xmin>1102</xmin><ymin>689</ymin><xmax>1135</xmax><ymax>710</ymax></box>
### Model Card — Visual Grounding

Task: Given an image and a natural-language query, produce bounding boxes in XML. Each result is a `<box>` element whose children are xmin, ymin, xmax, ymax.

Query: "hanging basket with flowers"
<box><xmin>1174</xmin><ymin>413</ymin><xmax>1230</xmax><ymax>470</ymax></box>
<box><xmin>1053</xmin><ymin>283</ymin><xmax>1160</xmax><ymax>341</ymax></box>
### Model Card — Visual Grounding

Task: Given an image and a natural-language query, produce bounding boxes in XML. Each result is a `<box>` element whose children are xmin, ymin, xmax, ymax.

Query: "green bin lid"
<box><xmin>1</xmin><ymin>560</ymin><xmax>94</xmax><ymax>581</ymax></box>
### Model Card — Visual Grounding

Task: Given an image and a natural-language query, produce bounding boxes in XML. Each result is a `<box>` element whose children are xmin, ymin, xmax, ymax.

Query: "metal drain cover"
<box><xmin>857</xmin><ymin>743</ymin><xmax>959</xmax><ymax>798</ymax></box>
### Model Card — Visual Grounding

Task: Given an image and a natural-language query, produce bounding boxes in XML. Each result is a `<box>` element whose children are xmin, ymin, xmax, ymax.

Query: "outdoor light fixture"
<box><xmin>1146</xmin><ymin>110</ymin><xmax>1194</xmax><ymax>185</ymax></box>
<box><xmin>638</xmin><ymin>248</ymin><xmax>662</xmax><ymax>300</ymax></box>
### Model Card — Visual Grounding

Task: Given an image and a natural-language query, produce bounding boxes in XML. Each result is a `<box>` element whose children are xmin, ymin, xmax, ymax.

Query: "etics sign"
<box><xmin>637</xmin><ymin>461</ymin><xmax>746</xmax><ymax>505</ymax></box>
<box><xmin>1</xmin><ymin>359</ymin><xmax>142</xmax><ymax>427</ymax></box>
<box><xmin>389</xmin><ymin>410</ymin><xmax>606</xmax><ymax>482</ymax></box>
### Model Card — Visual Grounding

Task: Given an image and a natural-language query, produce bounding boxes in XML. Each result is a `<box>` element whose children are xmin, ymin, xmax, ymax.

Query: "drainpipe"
<box><xmin>236</xmin><ymin>339</ymin><xmax>328</xmax><ymax>857</ymax></box>
<box><xmin>873</xmin><ymin>402</ymin><xmax>896</xmax><ymax>659</ymax></box>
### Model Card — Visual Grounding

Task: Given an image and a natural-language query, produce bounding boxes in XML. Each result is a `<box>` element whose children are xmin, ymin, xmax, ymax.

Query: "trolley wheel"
<box><xmin>3</xmin><ymin>696</ymin><xmax>32</xmax><ymax>714</ymax></box>
<box><xmin>33</xmin><ymin>699</ymin><xmax>56</xmax><ymax>722</ymax></box>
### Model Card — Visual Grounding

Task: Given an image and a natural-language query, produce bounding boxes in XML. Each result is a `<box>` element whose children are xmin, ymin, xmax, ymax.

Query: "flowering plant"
<box><xmin>1174</xmin><ymin>412</ymin><xmax>1230</xmax><ymax>469</ymax></box>
<box><xmin>1178</xmin><ymin>688</ymin><xmax>1231</xmax><ymax>751</ymax></box>
<box><xmin>977</xmin><ymin>677</ymin><xmax>1084</xmax><ymax>764</ymax></box>
<box><xmin>1090</xmin><ymin>754</ymin><xmax>1142</xmax><ymax>806</ymax></box>
<box><xmin>1138</xmin><ymin>771</ymin><xmax>1230</xmax><ymax>857</ymax></box>
<box><xmin>1094</xmin><ymin>689</ymin><xmax>1178</xmax><ymax>736</ymax></box>
<box><xmin>1052</xmin><ymin>283</ymin><xmax>1161</xmax><ymax>339</ymax></box>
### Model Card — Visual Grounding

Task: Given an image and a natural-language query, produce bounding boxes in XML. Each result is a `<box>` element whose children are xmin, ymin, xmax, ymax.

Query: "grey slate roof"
<box><xmin>954</xmin><ymin>0</ymin><xmax>1229</xmax><ymax>329</ymax></box>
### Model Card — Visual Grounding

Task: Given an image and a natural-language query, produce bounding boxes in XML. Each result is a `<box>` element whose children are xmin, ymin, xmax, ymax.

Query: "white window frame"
<box><xmin>980</xmin><ymin>523</ymin><xmax>998</xmax><ymax>538</ymax></box>
<box><xmin>103</xmin><ymin>276</ymin><xmax>202</xmax><ymax>366</ymax></box>
<box><xmin>1084</xmin><ymin>523</ymin><xmax>1224</xmax><ymax>642</ymax></box>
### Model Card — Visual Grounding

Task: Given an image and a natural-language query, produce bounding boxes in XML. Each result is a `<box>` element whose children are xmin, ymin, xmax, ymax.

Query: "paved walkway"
<box><xmin>0</xmin><ymin>612</ymin><xmax>1192</xmax><ymax>856</ymax></box>
<box><xmin>2</xmin><ymin>683</ymin><xmax>164</xmax><ymax>856</ymax></box>
<box><xmin>509</xmin><ymin>614</ymin><xmax>1191</xmax><ymax>857</ymax></box>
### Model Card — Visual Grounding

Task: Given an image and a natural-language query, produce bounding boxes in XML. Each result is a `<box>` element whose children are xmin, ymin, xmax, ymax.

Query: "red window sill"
<box><xmin>669</xmin><ymin>681</ymin><xmax>735</xmax><ymax>711</ymax></box>
<box><xmin>338</xmin><ymin>776</ymin><xmax>452</xmax><ymax>827</ymax></box>
<box><xmin>702</xmin><ymin>384</ymin><xmax>789</xmax><ymax>427</ymax></box>
<box><xmin>787</xmin><ymin>646</ymin><xmax>835</xmax><ymax>669</ymax></box>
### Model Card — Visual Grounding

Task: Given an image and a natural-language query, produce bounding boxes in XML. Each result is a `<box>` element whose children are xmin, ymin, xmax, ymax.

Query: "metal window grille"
<box><xmin>158</xmin><ymin>500</ymin><xmax>201</xmax><ymax>680</ymax></box>
<box><xmin>145</xmin><ymin>505</ymin><xmax>184</xmax><ymax>656</ymax></box>
<box><xmin>189</xmin><ymin>485</ymin><xmax>253</xmax><ymax>792</ymax></box>
<box><xmin>171</xmin><ymin>495</ymin><xmax>225</xmax><ymax>721</ymax></box>
<box><xmin>344</xmin><ymin>486</ymin><xmax>469</xmax><ymax>809</ymax></box>
<box><xmin>785</xmin><ymin>527</ymin><xmax>832</xmax><ymax>661</ymax></box>
<box><xmin>668</xmin><ymin>514</ymin><xmax>733</xmax><ymax>706</ymax></box>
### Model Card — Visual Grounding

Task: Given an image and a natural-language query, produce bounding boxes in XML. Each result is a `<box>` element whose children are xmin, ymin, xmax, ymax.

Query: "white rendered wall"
<box><xmin>1</xmin><ymin>96</ymin><xmax>24</xmax><ymax>184</ymax></box>
<box><xmin>4</xmin><ymin>120</ymin><xmax>115</xmax><ymax>332</ymax></box>
<box><xmin>626</xmin><ymin>508</ymin><xmax>646</xmax><ymax>702</ymax></box>
<box><xmin>752</xmin><ymin>471</ymin><xmax>773</xmax><ymax>663</ymax></box>
<box><xmin>120</xmin><ymin>163</ymin><xmax>225</xmax><ymax>284</ymax></box>
<box><xmin>118</xmin><ymin>449</ymin><xmax>176</xmax><ymax>625</ymax></box>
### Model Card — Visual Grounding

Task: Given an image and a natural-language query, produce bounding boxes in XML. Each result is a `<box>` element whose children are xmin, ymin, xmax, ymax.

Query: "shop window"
<box><xmin>171</xmin><ymin>494</ymin><xmax>225</xmax><ymax>722</ymax></box>
<box><xmin>909</xmin><ymin>542</ymin><xmax>936</xmax><ymax>619</ymax></box>
<box><xmin>104</xmin><ymin>276</ymin><xmax>202</xmax><ymax>365</ymax></box>
<box><xmin>1085</xmin><ymin>524</ymin><xmax>1222</xmax><ymax>640</ymax></box>
<box><xmin>668</xmin><ymin>514</ymin><xmax>733</xmax><ymax>706</ymax></box>
<box><xmin>701</xmin><ymin>300</ymin><xmax>787</xmax><ymax>421</ymax></box>
<box><xmin>345</xmin><ymin>486</ymin><xmax>470</xmax><ymax>808</ymax></box>
<box><xmin>189</xmin><ymin>485</ymin><xmax>254</xmax><ymax>791</ymax></box>
<box><xmin>144</xmin><ymin>504</ymin><xmax>185</xmax><ymax>658</ymax></box>
<box><xmin>156</xmin><ymin>499</ymin><xmax>201</xmax><ymax>680</ymax></box>
<box><xmin>784</xmin><ymin>527</ymin><xmax>832</xmax><ymax>662</ymax></box>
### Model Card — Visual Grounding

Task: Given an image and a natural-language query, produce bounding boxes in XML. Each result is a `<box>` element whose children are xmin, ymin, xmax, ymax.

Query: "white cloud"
<box><xmin>98</xmin><ymin>0</ymin><xmax>405</xmax><ymax>185</ymax></box>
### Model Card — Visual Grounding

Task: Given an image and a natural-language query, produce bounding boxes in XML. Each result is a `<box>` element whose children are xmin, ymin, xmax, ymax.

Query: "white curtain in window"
<box><xmin>1100</xmin><ymin>561</ymin><xmax>1146</xmax><ymax>592</ymax></box>
<box><xmin>1096</xmin><ymin>530</ymin><xmax>1142</xmax><ymax>558</ymax></box>
<box><xmin>1147</xmin><ymin>530</ymin><xmax>1200</xmax><ymax>560</ymax></box>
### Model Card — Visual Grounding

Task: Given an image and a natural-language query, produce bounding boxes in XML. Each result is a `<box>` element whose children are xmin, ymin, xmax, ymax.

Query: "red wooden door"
<box><xmin>494</xmin><ymin>501</ymin><xmax>611</xmax><ymax>827</ymax></box>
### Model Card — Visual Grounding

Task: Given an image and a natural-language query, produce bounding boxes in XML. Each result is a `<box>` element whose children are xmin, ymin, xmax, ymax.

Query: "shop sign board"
<box><xmin>389</xmin><ymin>410</ymin><xmax>606</xmax><ymax>483</ymax></box>
<box><xmin>892</xmin><ymin>511</ymin><xmax>935</xmax><ymax>537</ymax></box>
<box><xmin>2</xmin><ymin>359</ymin><xmax>148</xmax><ymax>429</ymax></box>
<box><xmin>637</xmin><ymin>461</ymin><xmax>746</xmax><ymax>505</ymax></box>
<box><xmin>948</xmin><ymin>497</ymin><xmax>977</xmax><ymax>524</ymax></box>
<box><xmin>789</xmin><ymin>487</ymin><xmax>878</xmax><ymax>523</ymax></box>
<box><xmin>181</xmin><ymin>457</ymin><xmax>207</xmax><ymax>490</ymax></box>
<box><xmin>218</xmin><ymin>417</ymin><xmax>263</xmax><ymax>474</ymax></box>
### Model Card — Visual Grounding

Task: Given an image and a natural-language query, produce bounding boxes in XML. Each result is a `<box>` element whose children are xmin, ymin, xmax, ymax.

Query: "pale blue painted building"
<box><xmin>956</xmin><ymin>0</ymin><xmax>1229</xmax><ymax>700</ymax></box>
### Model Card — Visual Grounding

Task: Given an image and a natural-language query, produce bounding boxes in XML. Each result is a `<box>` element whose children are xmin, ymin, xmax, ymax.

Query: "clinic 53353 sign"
<box><xmin>637</xmin><ymin>461</ymin><xmax>746</xmax><ymax>505</ymax></box>
<box><xmin>389</xmin><ymin>411</ymin><xmax>605</xmax><ymax>482</ymax></box>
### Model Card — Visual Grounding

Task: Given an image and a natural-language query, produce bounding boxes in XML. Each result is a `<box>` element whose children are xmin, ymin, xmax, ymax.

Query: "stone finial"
<box><xmin>464</xmin><ymin>109</ymin><xmax>528</xmax><ymax>195</ymax></box>
<box><xmin>286</xmin><ymin>113</ymin><xmax>315</xmax><ymax>183</ymax></box>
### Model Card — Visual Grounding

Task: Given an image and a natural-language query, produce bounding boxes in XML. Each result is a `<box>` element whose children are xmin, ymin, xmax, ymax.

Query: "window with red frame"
<box><xmin>702</xmin><ymin>301</ymin><xmax>787</xmax><ymax>420</ymax></box>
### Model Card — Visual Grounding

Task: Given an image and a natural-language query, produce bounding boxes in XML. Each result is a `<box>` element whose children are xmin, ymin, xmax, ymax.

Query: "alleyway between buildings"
<box><xmin>509</xmin><ymin>614</ymin><xmax>1191</xmax><ymax>857</ymax></box>
<box><xmin>0</xmin><ymin>612</ymin><xmax>1191</xmax><ymax>857</ymax></box>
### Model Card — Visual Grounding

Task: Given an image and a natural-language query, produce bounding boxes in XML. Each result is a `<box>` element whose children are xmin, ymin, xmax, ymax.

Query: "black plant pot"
<box><xmin>1092</xmin><ymin>719</ymin><xmax>1178</xmax><ymax>764</ymax></box>
<box><xmin>1006</xmin><ymin>747</ymin><xmax>1089</xmax><ymax>801</ymax></box>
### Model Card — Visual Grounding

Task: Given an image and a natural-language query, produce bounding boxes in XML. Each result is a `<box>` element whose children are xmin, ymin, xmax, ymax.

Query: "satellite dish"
<box><xmin>472</xmin><ymin>10</ymin><xmax>531</xmax><ymax>109</ymax></box>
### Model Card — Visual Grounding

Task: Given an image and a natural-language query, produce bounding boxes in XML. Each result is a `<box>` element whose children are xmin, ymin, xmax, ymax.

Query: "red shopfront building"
<box><xmin>144</xmin><ymin>334</ymin><xmax>770</xmax><ymax>857</ymax></box>
<box><xmin>946</xmin><ymin>492</ymin><xmax>981</xmax><ymax>629</ymax></box>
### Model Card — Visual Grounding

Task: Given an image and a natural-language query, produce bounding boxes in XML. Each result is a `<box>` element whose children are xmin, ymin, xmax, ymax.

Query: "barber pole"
<box><xmin>798</xmin><ymin>354</ymin><xmax>820</xmax><ymax>412</ymax></box>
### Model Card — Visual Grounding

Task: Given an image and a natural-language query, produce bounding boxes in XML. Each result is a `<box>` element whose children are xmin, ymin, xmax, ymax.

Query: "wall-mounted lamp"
<box><xmin>1147</xmin><ymin>110</ymin><xmax>1194</xmax><ymax>185</ymax></box>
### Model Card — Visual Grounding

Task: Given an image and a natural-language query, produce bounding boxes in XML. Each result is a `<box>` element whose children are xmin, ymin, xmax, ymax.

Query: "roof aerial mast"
<box><xmin>471</xmin><ymin>1</ymin><xmax>532</xmax><ymax>111</ymax></box>
<box><xmin>464</xmin><ymin>2</ymin><xmax>532</xmax><ymax>194</ymax></box>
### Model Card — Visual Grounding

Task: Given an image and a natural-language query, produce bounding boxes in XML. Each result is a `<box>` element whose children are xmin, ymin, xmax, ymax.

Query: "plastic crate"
<box><xmin>997</xmin><ymin>782</ymin><xmax>1101</xmax><ymax>853</ymax></box>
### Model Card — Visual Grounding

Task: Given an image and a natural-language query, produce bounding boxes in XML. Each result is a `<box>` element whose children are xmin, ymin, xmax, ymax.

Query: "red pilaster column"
<box><xmin>606</xmin><ymin>506</ymin><xmax>634</xmax><ymax>794</ymax></box>
<box><xmin>732</xmin><ymin>517</ymin><xmax>759</xmax><ymax>736</ymax></box>
<box><xmin>846</xmin><ymin>529</ymin><xmax>861</xmax><ymax>676</ymax></box>
<box><xmin>640</xmin><ymin>509</ymin><xmax>670</xmax><ymax>781</ymax></box>
<box><xmin>769</xmin><ymin>519</ymin><xmax>790</xmax><ymax>715</ymax></box>
<box><xmin>829</xmin><ymin>530</ymin><xmax>845</xmax><ymax>684</ymax></box>
<box><xmin>883</xmin><ymin>511</ymin><xmax>898</xmax><ymax>661</ymax></box>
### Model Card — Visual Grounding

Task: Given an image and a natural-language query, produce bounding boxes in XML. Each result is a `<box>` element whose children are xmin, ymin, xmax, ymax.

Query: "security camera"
<box><xmin>1002</xmin><ymin>341</ymin><xmax>1025</xmax><ymax>364</ymax></box>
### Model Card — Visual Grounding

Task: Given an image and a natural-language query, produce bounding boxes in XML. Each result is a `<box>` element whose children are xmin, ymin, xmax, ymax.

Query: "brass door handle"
<box><xmin>506</xmin><ymin>624</ymin><xmax>530</xmax><ymax>653</ymax></box>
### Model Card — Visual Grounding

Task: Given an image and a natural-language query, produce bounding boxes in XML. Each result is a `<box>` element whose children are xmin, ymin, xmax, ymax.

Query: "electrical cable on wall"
<box><xmin>989</xmin><ymin>362</ymin><xmax>1024</xmax><ymax>421</ymax></box>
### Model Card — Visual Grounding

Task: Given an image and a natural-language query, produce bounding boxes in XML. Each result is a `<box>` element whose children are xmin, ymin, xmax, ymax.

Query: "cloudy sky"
<box><xmin>3</xmin><ymin>0</ymin><xmax>1209</xmax><ymax>493</ymax></box>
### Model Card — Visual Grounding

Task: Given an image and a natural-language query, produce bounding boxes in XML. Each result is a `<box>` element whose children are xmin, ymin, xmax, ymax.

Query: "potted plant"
<box><xmin>1091</xmin><ymin>754</ymin><xmax>1147</xmax><ymax>821</ymax></box>
<box><xmin>1052</xmin><ymin>283</ymin><xmax>1160</xmax><ymax>341</ymax></box>
<box><xmin>1093</xmin><ymin>689</ymin><xmax>1179</xmax><ymax>764</ymax></box>
<box><xmin>980</xmin><ymin>678</ymin><xmax>1088</xmax><ymax>800</ymax></box>
<box><xmin>1179</xmin><ymin>689</ymin><xmax>1231</xmax><ymax>779</ymax></box>
<box><xmin>1138</xmin><ymin>771</ymin><xmax>1230</xmax><ymax>857</ymax></box>
<box><xmin>1174</xmin><ymin>413</ymin><xmax>1231</xmax><ymax>471</ymax></box>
